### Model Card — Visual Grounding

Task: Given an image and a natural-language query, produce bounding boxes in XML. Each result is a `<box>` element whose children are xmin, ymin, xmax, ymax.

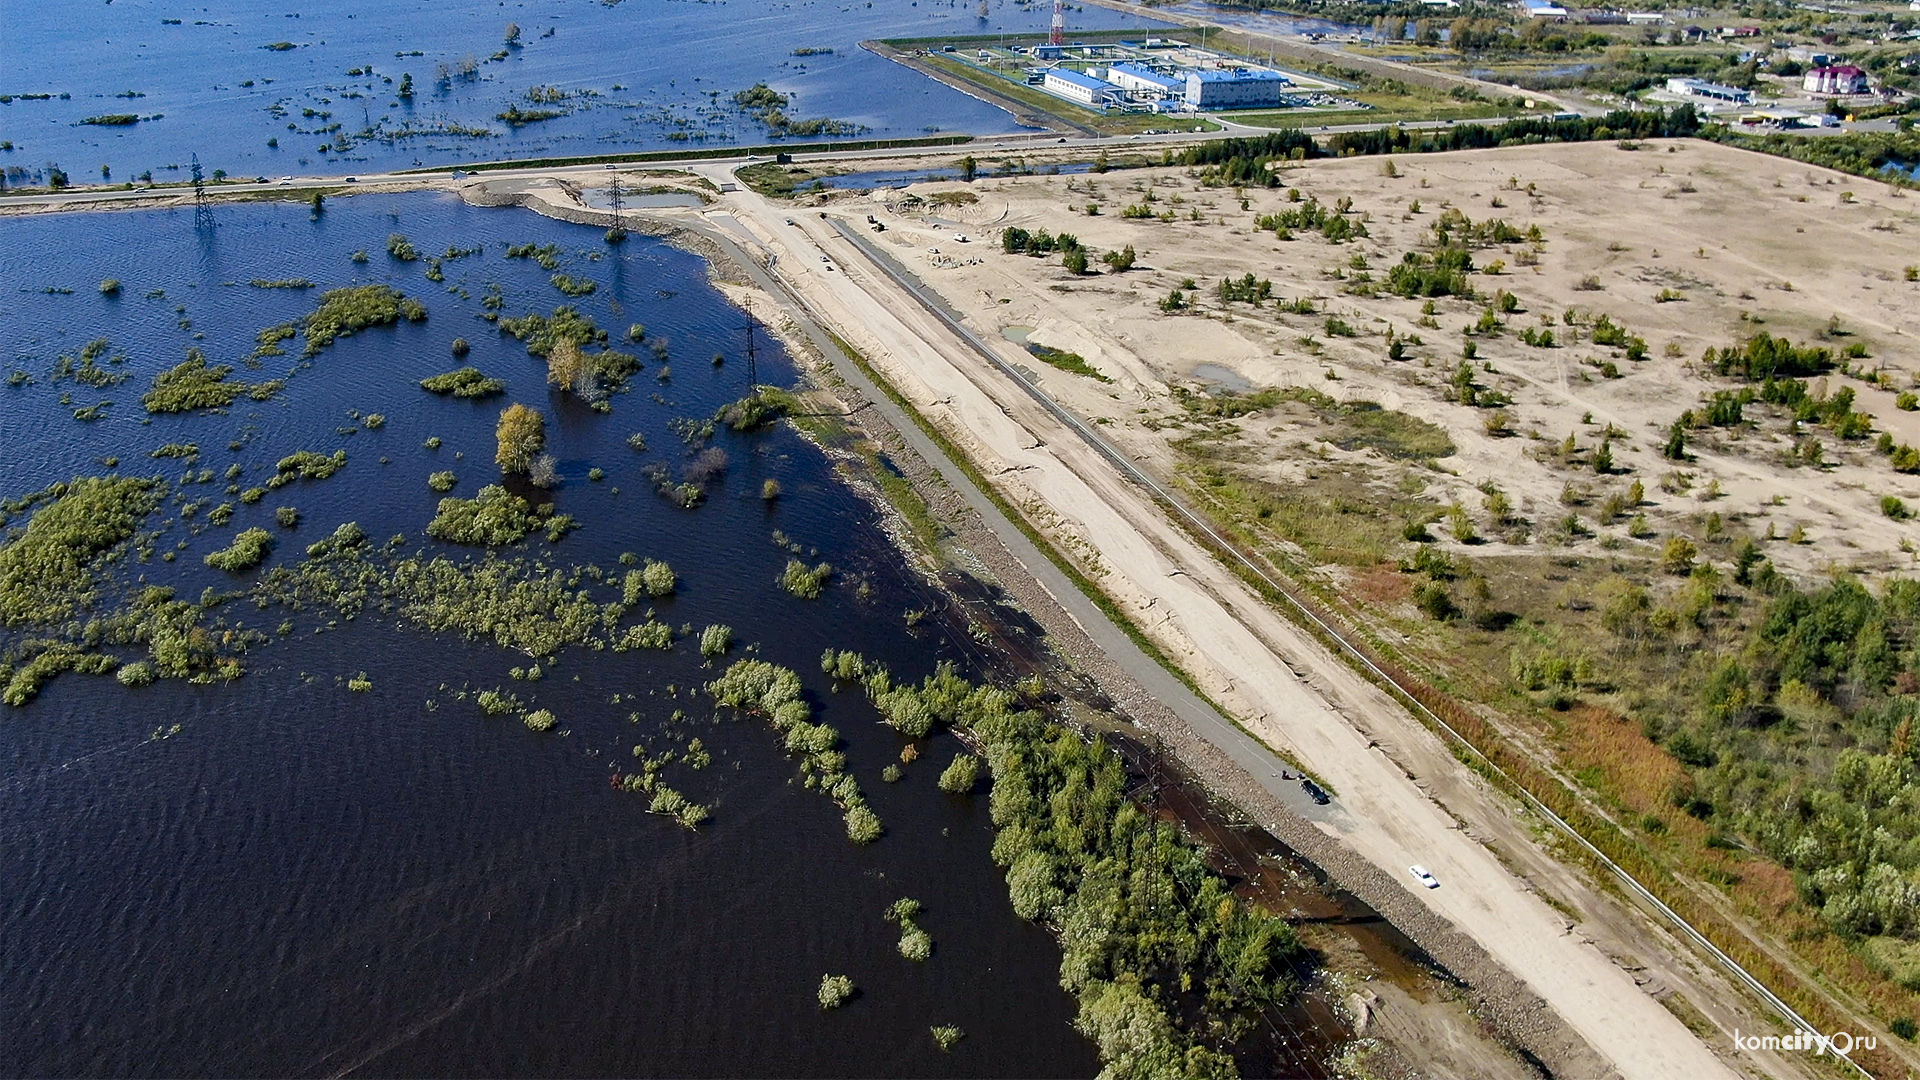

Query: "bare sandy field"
<box><xmin>803</xmin><ymin>138</ymin><xmax>1920</xmax><ymax>581</ymax></box>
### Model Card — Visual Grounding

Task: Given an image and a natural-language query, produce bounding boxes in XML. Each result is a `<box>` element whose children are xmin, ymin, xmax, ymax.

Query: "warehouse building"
<box><xmin>1105</xmin><ymin>62</ymin><xmax>1183</xmax><ymax>98</ymax></box>
<box><xmin>1043</xmin><ymin>68</ymin><xmax>1121</xmax><ymax>107</ymax></box>
<box><xmin>1184</xmin><ymin>69</ymin><xmax>1292</xmax><ymax>109</ymax></box>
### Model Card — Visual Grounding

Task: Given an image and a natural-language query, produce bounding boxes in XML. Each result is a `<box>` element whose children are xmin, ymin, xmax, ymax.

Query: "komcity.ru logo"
<box><xmin>1732</xmin><ymin>1028</ymin><xmax>1878</xmax><ymax>1057</ymax></box>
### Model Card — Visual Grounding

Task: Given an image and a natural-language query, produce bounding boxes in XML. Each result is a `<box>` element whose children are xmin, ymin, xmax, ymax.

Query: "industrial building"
<box><xmin>1105</xmin><ymin>62</ymin><xmax>1183</xmax><ymax>97</ymax></box>
<box><xmin>1664</xmin><ymin>77</ymin><xmax>1754</xmax><ymax>104</ymax></box>
<box><xmin>1043</xmin><ymin>68</ymin><xmax>1121</xmax><ymax>107</ymax></box>
<box><xmin>1803</xmin><ymin>65</ymin><xmax>1868</xmax><ymax>94</ymax></box>
<box><xmin>1184</xmin><ymin>69</ymin><xmax>1292</xmax><ymax>110</ymax></box>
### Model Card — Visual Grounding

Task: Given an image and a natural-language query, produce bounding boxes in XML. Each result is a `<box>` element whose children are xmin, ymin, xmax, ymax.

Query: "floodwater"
<box><xmin>0</xmin><ymin>194</ymin><xmax>1112</xmax><ymax>1077</ymax></box>
<box><xmin>0</xmin><ymin>0</ymin><xmax>1172</xmax><ymax>185</ymax></box>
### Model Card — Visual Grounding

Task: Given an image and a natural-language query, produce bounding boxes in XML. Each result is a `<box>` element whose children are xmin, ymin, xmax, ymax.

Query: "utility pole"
<box><xmin>190</xmin><ymin>153</ymin><xmax>214</xmax><ymax>232</ymax></box>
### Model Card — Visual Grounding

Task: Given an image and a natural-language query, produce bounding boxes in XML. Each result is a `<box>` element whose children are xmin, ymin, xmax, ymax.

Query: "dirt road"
<box><xmin>698</xmin><ymin>175</ymin><xmax>1746</xmax><ymax>1080</ymax></box>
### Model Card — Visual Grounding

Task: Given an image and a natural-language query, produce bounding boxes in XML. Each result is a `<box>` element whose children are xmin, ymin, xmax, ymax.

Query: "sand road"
<box><xmin>698</xmin><ymin>169</ymin><xmax>1745</xmax><ymax>1080</ymax></box>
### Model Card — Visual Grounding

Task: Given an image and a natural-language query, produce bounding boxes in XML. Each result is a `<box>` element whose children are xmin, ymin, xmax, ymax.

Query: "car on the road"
<box><xmin>1409</xmin><ymin>865</ymin><xmax>1440</xmax><ymax>889</ymax></box>
<box><xmin>254</xmin><ymin>176</ymin><xmax>268</xmax><ymax>183</ymax></box>
<box><xmin>278</xmin><ymin>176</ymin><xmax>294</xmax><ymax>184</ymax></box>
<box><xmin>343</xmin><ymin>176</ymin><xmax>358</xmax><ymax>183</ymax></box>
<box><xmin>784</xmin><ymin>217</ymin><xmax>795</xmax><ymax>225</ymax></box>
<box><xmin>1301</xmin><ymin>778</ymin><xmax>1330</xmax><ymax>805</ymax></box>
<box><xmin>604</xmin><ymin>163</ymin><xmax>616</xmax><ymax>169</ymax></box>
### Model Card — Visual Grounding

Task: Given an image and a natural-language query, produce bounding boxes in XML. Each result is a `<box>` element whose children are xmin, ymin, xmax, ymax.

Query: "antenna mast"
<box><xmin>1050</xmin><ymin>0</ymin><xmax>1065</xmax><ymax>46</ymax></box>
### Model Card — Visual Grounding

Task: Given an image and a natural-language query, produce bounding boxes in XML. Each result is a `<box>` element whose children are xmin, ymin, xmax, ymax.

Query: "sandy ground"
<box><xmin>666</xmin><ymin>162</ymin><xmax>1778</xmax><ymax>1078</ymax></box>
<box><xmin>813</xmin><ymin>139</ymin><xmax>1920</xmax><ymax>580</ymax></box>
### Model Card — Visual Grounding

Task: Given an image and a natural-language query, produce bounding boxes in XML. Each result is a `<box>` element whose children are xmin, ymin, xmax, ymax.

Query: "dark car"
<box><xmin>1301</xmin><ymin>778</ymin><xmax>1330</xmax><ymax>805</ymax></box>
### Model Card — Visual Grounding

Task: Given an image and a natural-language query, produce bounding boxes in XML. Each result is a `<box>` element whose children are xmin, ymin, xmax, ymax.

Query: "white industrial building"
<box><xmin>1665</xmin><ymin>77</ymin><xmax>1754</xmax><ymax>104</ymax></box>
<box><xmin>1803</xmin><ymin>65</ymin><xmax>1868</xmax><ymax>94</ymax></box>
<box><xmin>1184</xmin><ymin>69</ymin><xmax>1292</xmax><ymax>110</ymax></box>
<box><xmin>1044</xmin><ymin>68</ymin><xmax>1121</xmax><ymax>107</ymax></box>
<box><xmin>1105</xmin><ymin>62</ymin><xmax>1183</xmax><ymax>97</ymax></box>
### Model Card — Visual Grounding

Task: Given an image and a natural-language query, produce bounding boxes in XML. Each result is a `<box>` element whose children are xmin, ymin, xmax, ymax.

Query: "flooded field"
<box><xmin>0</xmin><ymin>0</ymin><xmax>1170</xmax><ymax>184</ymax></box>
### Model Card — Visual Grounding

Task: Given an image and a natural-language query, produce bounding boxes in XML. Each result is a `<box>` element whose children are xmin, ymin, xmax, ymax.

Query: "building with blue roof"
<box><xmin>1184</xmin><ymin>69</ymin><xmax>1292</xmax><ymax>109</ymax></box>
<box><xmin>1043</xmin><ymin>68</ymin><xmax>1121</xmax><ymax>107</ymax></box>
<box><xmin>1106</xmin><ymin>62</ymin><xmax>1183</xmax><ymax>97</ymax></box>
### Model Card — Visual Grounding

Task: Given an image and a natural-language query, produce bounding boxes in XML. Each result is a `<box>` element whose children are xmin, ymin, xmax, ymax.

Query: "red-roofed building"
<box><xmin>1803</xmin><ymin>65</ymin><xmax>1869</xmax><ymax>94</ymax></box>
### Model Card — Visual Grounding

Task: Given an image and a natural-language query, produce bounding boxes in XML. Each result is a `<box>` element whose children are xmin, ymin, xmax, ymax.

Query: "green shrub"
<box><xmin>1885</xmin><ymin>496</ymin><xmax>1911</xmax><ymax>521</ymax></box>
<box><xmin>623</xmin><ymin>560</ymin><xmax>676</xmax><ymax>602</ymax></box>
<box><xmin>780</xmin><ymin>559</ymin><xmax>832</xmax><ymax>599</ymax></box>
<box><xmin>930</xmin><ymin>1026</ymin><xmax>964</xmax><ymax>1051</ymax></box>
<box><xmin>844</xmin><ymin>804</ymin><xmax>882</xmax><ymax>844</ymax></box>
<box><xmin>420</xmin><ymin>367</ymin><xmax>505</xmax><ymax>398</ymax></box>
<box><xmin>476</xmin><ymin>688</ymin><xmax>522</xmax><ymax>715</ymax></box>
<box><xmin>817</xmin><ymin>974</ymin><xmax>854</xmax><ymax>1009</ymax></box>
<box><xmin>938</xmin><ymin>753</ymin><xmax>981</xmax><ymax>794</ymax></box>
<box><xmin>141</xmin><ymin>349</ymin><xmax>282</xmax><ymax>413</ymax></box>
<box><xmin>699</xmin><ymin>623</ymin><xmax>732</xmax><ymax>658</ymax></box>
<box><xmin>428</xmin><ymin>471</ymin><xmax>458</xmax><ymax>493</ymax></box>
<box><xmin>523</xmin><ymin>708</ymin><xmax>557</xmax><ymax>732</ymax></box>
<box><xmin>303</xmin><ymin>284</ymin><xmax>425</xmax><ymax>358</ymax></box>
<box><xmin>204</xmin><ymin>527</ymin><xmax>273</xmax><ymax>572</ymax></box>
<box><xmin>115</xmin><ymin>660</ymin><xmax>156</xmax><ymax>687</ymax></box>
<box><xmin>274</xmin><ymin>506</ymin><xmax>300</xmax><ymax>527</ymax></box>
<box><xmin>426</xmin><ymin>485</ymin><xmax>540</xmax><ymax>545</ymax></box>
<box><xmin>0</xmin><ymin>477</ymin><xmax>161</xmax><ymax>626</ymax></box>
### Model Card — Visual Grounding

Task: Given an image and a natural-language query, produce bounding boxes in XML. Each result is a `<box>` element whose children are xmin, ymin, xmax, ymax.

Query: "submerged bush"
<box><xmin>203</xmin><ymin>527</ymin><xmax>273</xmax><ymax>572</ymax></box>
<box><xmin>141</xmin><ymin>350</ymin><xmax>282</xmax><ymax>413</ymax></box>
<box><xmin>115</xmin><ymin>659</ymin><xmax>156</xmax><ymax>687</ymax></box>
<box><xmin>818</xmin><ymin>974</ymin><xmax>854</xmax><ymax>1009</ymax></box>
<box><xmin>623</xmin><ymin>560</ymin><xmax>676</xmax><ymax>602</ymax></box>
<box><xmin>420</xmin><ymin>366</ymin><xmax>505</xmax><ymax>398</ymax></box>
<box><xmin>0</xmin><ymin>476</ymin><xmax>162</xmax><ymax>625</ymax></box>
<box><xmin>495</xmin><ymin>403</ymin><xmax>546</xmax><ymax>474</ymax></box>
<box><xmin>426</xmin><ymin>484</ymin><xmax>541</xmax><ymax>545</ymax></box>
<box><xmin>476</xmin><ymin>688</ymin><xmax>522</xmax><ymax>715</ymax></box>
<box><xmin>302</xmin><ymin>284</ymin><xmax>425</xmax><ymax>358</ymax></box>
<box><xmin>699</xmin><ymin>623</ymin><xmax>732</xmax><ymax>658</ymax></box>
<box><xmin>938</xmin><ymin>753</ymin><xmax>981</xmax><ymax>794</ymax></box>
<box><xmin>428</xmin><ymin>471</ymin><xmax>458</xmax><ymax>493</ymax></box>
<box><xmin>523</xmin><ymin>708</ymin><xmax>557</xmax><ymax>732</ymax></box>
<box><xmin>780</xmin><ymin>559</ymin><xmax>832</xmax><ymax>599</ymax></box>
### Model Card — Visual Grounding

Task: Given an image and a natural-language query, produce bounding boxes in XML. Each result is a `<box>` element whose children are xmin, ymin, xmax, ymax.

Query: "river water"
<box><xmin>0</xmin><ymin>194</ymin><xmax>1112</xmax><ymax>1076</ymax></box>
<box><xmin>0</xmin><ymin>0</ymin><xmax>1171</xmax><ymax>185</ymax></box>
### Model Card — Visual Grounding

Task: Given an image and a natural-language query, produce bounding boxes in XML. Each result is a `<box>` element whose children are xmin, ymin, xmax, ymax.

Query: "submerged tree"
<box><xmin>495</xmin><ymin>403</ymin><xmax>546</xmax><ymax>474</ymax></box>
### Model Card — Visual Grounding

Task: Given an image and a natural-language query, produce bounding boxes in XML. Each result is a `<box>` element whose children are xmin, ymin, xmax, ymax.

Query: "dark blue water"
<box><xmin>0</xmin><ymin>194</ymin><xmax>1102</xmax><ymax>1076</ymax></box>
<box><xmin>0</xmin><ymin>0</ymin><xmax>1171</xmax><ymax>185</ymax></box>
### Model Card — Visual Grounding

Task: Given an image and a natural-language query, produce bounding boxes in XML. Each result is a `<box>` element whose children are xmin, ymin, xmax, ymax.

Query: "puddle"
<box><xmin>1193</xmin><ymin>363</ymin><xmax>1253</xmax><ymax>392</ymax></box>
<box><xmin>1002</xmin><ymin>325</ymin><xmax>1034</xmax><ymax>344</ymax></box>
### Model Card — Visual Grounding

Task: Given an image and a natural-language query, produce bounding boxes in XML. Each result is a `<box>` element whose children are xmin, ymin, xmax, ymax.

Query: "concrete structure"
<box><xmin>1184</xmin><ymin>68</ymin><xmax>1292</xmax><ymax>109</ymax></box>
<box><xmin>1665</xmin><ymin>76</ymin><xmax>1754</xmax><ymax>104</ymax></box>
<box><xmin>1044</xmin><ymin>67</ymin><xmax>1120</xmax><ymax>107</ymax></box>
<box><xmin>1106</xmin><ymin>62</ymin><xmax>1183</xmax><ymax>97</ymax></box>
<box><xmin>1804</xmin><ymin>65</ymin><xmax>1868</xmax><ymax>94</ymax></box>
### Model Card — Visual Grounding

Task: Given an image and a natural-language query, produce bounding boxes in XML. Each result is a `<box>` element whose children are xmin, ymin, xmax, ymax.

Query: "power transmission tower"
<box><xmin>742</xmin><ymin>313</ymin><xmax>759</xmax><ymax>389</ymax></box>
<box><xmin>190</xmin><ymin>153</ymin><xmax>214</xmax><ymax>232</ymax></box>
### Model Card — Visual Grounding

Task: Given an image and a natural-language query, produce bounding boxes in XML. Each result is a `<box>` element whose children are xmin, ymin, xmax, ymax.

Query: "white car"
<box><xmin>1409</xmin><ymin>865</ymin><xmax>1440</xmax><ymax>889</ymax></box>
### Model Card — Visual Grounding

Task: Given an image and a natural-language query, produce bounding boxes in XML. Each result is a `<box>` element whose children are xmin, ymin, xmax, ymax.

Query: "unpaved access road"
<box><xmin>701</xmin><ymin>175</ymin><xmax>1745</xmax><ymax>1080</ymax></box>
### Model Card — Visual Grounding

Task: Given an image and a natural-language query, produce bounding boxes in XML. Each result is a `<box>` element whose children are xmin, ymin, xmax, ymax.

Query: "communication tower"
<box><xmin>1050</xmin><ymin>0</ymin><xmax>1065</xmax><ymax>46</ymax></box>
